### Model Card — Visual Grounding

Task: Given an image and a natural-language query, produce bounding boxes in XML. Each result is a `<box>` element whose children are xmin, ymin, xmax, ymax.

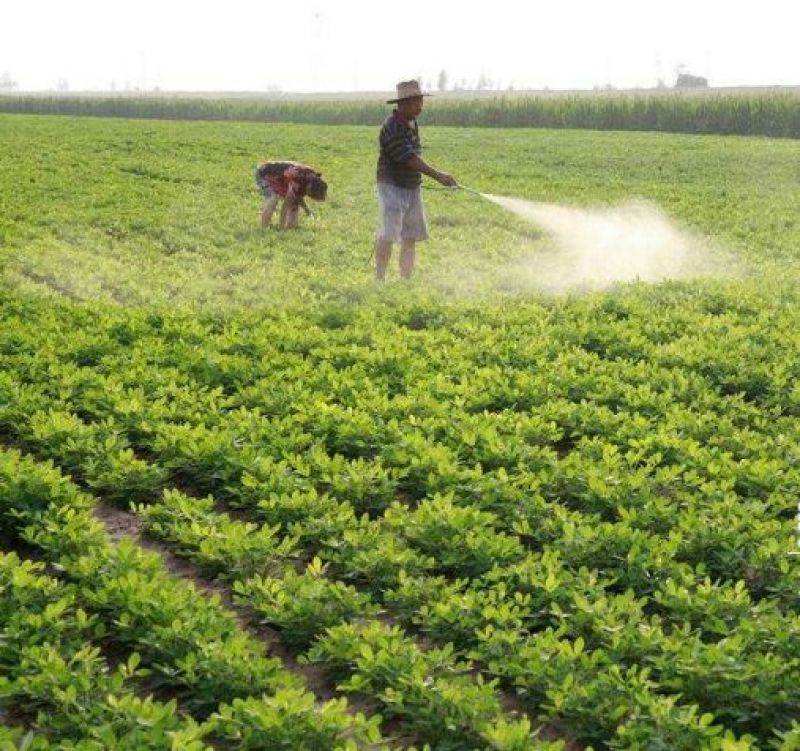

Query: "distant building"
<box><xmin>675</xmin><ymin>72</ymin><xmax>709</xmax><ymax>89</ymax></box>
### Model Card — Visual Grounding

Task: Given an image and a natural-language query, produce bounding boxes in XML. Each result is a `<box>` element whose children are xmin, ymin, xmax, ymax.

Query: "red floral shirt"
<box><xmin>256</xmin><ymin>161</ymin><xmax>318</xmax><ymax>203</ymax></box>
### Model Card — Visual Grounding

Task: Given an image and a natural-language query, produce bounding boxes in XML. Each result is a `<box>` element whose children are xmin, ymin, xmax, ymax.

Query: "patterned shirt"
<box><xmin>255</xmin><ymin>161</ymin><xmax>318</xmax><ymax>202</ymax></box>
<box><xmin>376</xmin><ymin>111</ymin><xmax>422</xmax><ymax>189</ymax></box>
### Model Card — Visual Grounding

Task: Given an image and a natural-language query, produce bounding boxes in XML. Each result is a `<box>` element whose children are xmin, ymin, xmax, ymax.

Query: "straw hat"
<box><xmin>387</xmin><ymin>80</ymin><xmax>431</xmax><ymax>104</ymax></box>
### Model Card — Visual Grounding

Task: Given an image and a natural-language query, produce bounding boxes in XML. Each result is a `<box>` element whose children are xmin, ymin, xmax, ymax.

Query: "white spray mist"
<box><xmin>482</xmin><ymin>195</ymin><xmax>728</xmax><ymax>292</ymax></box>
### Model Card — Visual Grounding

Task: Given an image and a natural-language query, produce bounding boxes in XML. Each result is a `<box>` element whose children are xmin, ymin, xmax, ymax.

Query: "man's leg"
<box><xmin>399</xmin><ymin>240</ymin><xmax>416</xmax><ymax>280</ymax></box>
<box><xmin>261</xmin><ymin>195</ymin><xmax>279</xmax><ymax>228</ymax></box>
<box><xmin>375</xmin><ymin>238</ymin><xmax>393</xmax><ymax>281</ymax></box>
<box><xmin>399</xmin><ymin>188</ymin><xmax>426</xmax><ymax>280</ymax></box>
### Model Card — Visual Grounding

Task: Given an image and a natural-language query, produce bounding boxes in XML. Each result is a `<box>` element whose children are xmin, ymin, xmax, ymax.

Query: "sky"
<box><xmin>2</xmin><ymin>0</ymin><xmax>798</xmax><ymax>93</ymax></box>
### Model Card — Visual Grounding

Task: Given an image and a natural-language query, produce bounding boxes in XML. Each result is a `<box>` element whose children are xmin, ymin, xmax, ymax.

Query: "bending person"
<box><xmin>255</xmin><ymin>161</ymin><xmax>327</xmax><ymax>229</ymax></box>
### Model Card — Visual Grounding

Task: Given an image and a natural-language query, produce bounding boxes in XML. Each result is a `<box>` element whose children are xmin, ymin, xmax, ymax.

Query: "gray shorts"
<box><xmin>377</xmin><ymin>182</ymin><xmax>429</xmax><ymax>243</ymax></box>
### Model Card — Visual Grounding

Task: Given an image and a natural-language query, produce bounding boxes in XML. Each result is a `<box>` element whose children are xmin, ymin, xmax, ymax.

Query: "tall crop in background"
<box><xmin>1</xmin><ymin>89</ymin><xmax>800</xmax><ymax>137</ymax></box>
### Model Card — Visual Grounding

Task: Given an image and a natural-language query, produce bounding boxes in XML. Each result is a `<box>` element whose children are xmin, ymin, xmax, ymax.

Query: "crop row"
<box><xmin>4</xmin><ymin>393</ymin><xmax>769</xmax><ymax>751</ymax></box>
<box><xmin>138</xmin><ymin>491</ymin><xmax>560</xmax><ymax>749</ymax></box>
<box><xmin>0</xmin><ymin>550</ymin><xmax>207</xmax><ymax>749</ymax></box>
<box><xmin>0</xmin><ymin>449</ymin><xmax>565</xmax><ymax>749</ymax></box>
<box><xmin>1</xmin><ymin>294</ymin><xmax>796</xmax><ymax>597</ymax></box>
<box><xmin>138</xmin><ymin>487</ymin><xmax>796</xmax><ymax>748</ymax></box>
<box><xmin>0</xmin><ymin>376</ymin><xmax>561</xmax><ymax>744</ymax></box>
<box><xmin>0</xmin><ymin>290</ymin><xmax>798</xmax><ymax>746</ymax></box>
<box><xmin>2</xmin><ymin>90</ymin><xmax>800</xmax><ymax>137</ymax></box>
<box><xmin>0</xmin><ymin>449</ymin><xmax>389</xmax><ymax>749</ymax></box>
<box><xmin>1</xmin><ymin>361</ymin><xmax>796</xmax><ymax>747</ymax></box>
<box><xmin>2</xmin><ymin>353</ymin><xmax>796</xmax><ymax>615</ymax></box>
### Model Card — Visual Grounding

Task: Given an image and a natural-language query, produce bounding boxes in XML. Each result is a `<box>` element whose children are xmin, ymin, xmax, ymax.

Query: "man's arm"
<box><xmin>406</xmin><ymin>155</ymin><xmax>458</xmax><ymax>187</ymax></box>
<box><xmin>382</xmin><ymin>123</ymin><xmax>458</xmax><ymax>186</ymax></box>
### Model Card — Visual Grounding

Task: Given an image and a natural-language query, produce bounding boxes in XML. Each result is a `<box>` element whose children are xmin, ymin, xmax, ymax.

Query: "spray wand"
<box><xmin>427</xmin><ymin>183</ymin><xmax>485</xmax><ymax>197</ymax></box>
<box><xmin>454</xmin><ymin>184</ymin><xmax>485</xmax><ymax>198</ymax></box>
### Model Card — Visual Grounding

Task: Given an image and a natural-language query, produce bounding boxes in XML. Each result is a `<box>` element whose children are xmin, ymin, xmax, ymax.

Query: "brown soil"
<box><xmin>91</xmin><ymin>502</ymin><xmax>380</xmax><ymax>719</ymax></box>
<box><xmin>91</xmin><ymin>501</ymin><xmax>580</xmax><ymax>749</ymax></box>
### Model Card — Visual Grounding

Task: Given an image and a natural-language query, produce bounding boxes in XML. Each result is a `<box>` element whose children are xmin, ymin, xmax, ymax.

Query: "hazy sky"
<box><xmin>2</xmin><ymin>0</ymin><xmax>798</xmax><ymax>92</ymax></box>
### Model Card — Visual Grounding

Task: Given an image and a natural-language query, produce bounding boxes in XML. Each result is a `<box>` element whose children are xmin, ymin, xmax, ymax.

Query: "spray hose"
<box><xmin>455</xmin><ymin>184</ymin><xmax>484</xmax><ymax>197</ymax></box>
<box><xmin>425</xmin><ymin>183</ymin><xmax>484</xmax><ymax>196</ymax></box>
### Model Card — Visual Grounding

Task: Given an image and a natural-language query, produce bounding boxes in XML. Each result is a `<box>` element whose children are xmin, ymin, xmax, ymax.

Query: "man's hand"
<box><xmin>407</xmin><ymin>155</ymin><xmax>458</xmax><ymax>187</ymax></box>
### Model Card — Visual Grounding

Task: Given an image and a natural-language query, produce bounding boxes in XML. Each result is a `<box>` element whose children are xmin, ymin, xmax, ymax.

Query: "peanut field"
<box><xmin>0</xmin><ymin>113</ymin><xmax>799</xmax><ymax>750</ymax></box>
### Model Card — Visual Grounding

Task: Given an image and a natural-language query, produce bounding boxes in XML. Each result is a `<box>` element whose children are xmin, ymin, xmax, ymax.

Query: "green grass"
<box><xmin>1</xmin><ymin>114</ymin><xmax>798</xmax><ymax>309</ymax></box>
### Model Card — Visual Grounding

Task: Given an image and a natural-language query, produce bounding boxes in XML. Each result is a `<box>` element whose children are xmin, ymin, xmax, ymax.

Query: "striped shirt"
<box><xmin>376</xmin><ymin>111</ymin><xmax>422</xmax><ymax>189</ymax></box>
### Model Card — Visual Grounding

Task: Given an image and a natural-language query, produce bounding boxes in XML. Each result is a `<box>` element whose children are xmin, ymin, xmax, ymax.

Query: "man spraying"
<box><xmin>374</xmin><ymin>80</ymin><xmax>458</xmax><ymax>281</ymax></box>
